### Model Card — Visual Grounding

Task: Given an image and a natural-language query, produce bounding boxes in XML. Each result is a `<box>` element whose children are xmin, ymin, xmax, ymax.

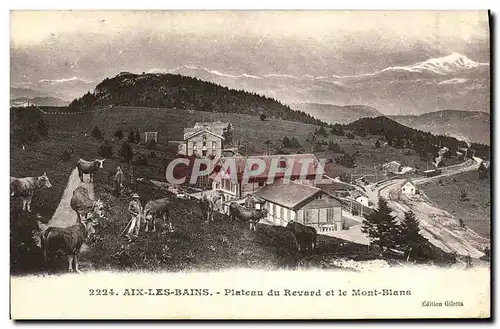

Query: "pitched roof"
<box><xmin>402</xmin><ymin>179</ymin><xmax>416</xmax><ymax>187</ymax></box>
<box><xmin>254</xmin><ymin>179</ymin><xmax>322</xmax><ymax>210</ymax></box>
<box><xmin>209</xmin><ymin>153</ymin><xmax>324</xmax><ymax>183</ymax></box>
<box><xmin>183</xmin><ymin>128</ymin><xmax>224</xmax><ymax>141</ymax></box>
<box><xmin>300</xmin><ymin>195</ymin><xmax>342</xmax><ymax>210</ymax></box>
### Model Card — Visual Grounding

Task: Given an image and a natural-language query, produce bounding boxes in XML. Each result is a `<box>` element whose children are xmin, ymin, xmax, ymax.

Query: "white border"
<box><xmin>3</xmin><ymin>2</ymin><xmax>497</xmax><ymax>328</ymax></box>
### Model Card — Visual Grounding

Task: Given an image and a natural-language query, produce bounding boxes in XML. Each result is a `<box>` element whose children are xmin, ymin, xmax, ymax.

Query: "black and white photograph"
<box><xmin>9</xmin><ymin>10</ymin><xmax>491</xmax><ymax>319</ymax></box>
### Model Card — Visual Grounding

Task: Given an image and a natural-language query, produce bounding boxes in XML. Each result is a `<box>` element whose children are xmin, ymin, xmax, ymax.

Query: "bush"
<box><xmin>148</xmin><ymin>151</ymin><xmax>156</xmax><ymax>159</ymax></box>
<box><xmin>114</xmin><ymin>129</ymin><xmax>124</xmax><ymax>140</ymax></box>
<box><xmin>459</xmin><ymin>190</ymin><xmax>469</xmax><ymax>202</ymax></box>
<box><xmin>330</xmin><ymin>124</ymin><xmax>344</xmax><ymax>136</ymax></box>
<box><xmin>133</xmin><ymin>154</ymin><xmax>148</xmax><ymax>166</ymax></box>
<box><xmin>335</xmin><ymin>153</ymin><xmax>356</xmax><ymax>168</ymax></box>
<box><xmin>146</xmin><ymin>139</ymin><xmax>157</xmax><ymax>150</ymax></box>
<box><xmin>98</xmin><ymin>141</ymin><xmax>113</xmax><ymax>158</ymax></box>
<box><xmin>91</xmin><ymin>126</ymin><xmax>103</xmax><ymax>140</ymax></box>
<box><xmin>313</xmin><ymin>143</ymin><xmax>323</xmax><ymax>153</ymax></box>
<box><xmin>120</xmin><ymin>141</ymin><xmax>134</xmax><ymax>163</ymax></box>
<box><xmin>345</xmin><ymin>132</ymin><xmax>355</xmax><ymax>140</ymax></box>
<box><xmin>327</xmin><ymin>141</ymin><xmax>343</xmax><ymax>153</ymax></box>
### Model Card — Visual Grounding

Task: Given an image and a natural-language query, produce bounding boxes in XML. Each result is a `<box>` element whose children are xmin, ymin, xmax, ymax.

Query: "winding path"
<box><xmin>48</xmin><ymin>167</ymin><xmax>95</xmax><ymax>259</ymax></box>
<box><xmin>50</xmin><ymin>167</ymin><xmax>95</xmax><ymax>227</ymax></box>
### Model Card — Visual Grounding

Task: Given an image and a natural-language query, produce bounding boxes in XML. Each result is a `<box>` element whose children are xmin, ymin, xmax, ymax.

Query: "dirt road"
<box><xmin>50</xmin><ymin>167</ymin><xmax>95</xmax><ymax>227</ymax></box>
<box><xmin>48</xmin><ymin>167</ymin><xmax>95</xmax><ymax>264</ymax></box>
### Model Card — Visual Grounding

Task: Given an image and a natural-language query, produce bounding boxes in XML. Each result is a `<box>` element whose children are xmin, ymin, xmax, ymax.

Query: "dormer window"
<box><xmin>278</xmin><ymin>157</ymin><xmax>287</xmax><ymax>168</ymax></box>
<box><xmin>203</xmin><ymin>134</ymin><xmax>207</xmax><ymax>141</ymax></box>
<box><xmin>192</xmin><ymin>142</ymin><xmax>197</xmax><ymax>149</ymax></box>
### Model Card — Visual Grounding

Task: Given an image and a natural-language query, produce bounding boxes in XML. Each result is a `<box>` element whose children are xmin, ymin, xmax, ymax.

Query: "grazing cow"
<box><xmin>113</xmin><ymin>166</ymin><xmax>125</xmax><ymax>196</ymax></box>
<box><xmin>229</xmin><ymin>202</ymin><xmax>268</xmax><ymax>231</ymax></box>
<box><xmin>70</xmin><ymin>186</ymin><xmax>104</xmax><ymax>222</ymax></box>
<box><xmin>10</xmin><ymin>173</ymin><xmax>52</xmax><ymax>212</ymax></box>
<box><xmin>143</xmin><ymin>198</ymin><xmax>172</xmax><ymax>233</ymax></box>
<box><xmin>286</xmin><ymin>221</ymin><xmax>317</xmax><ymax>252</ymax></box>
<box><xmin>39</xmin><ymin>215</ymin><xmax>99</xmax><ymax>273</ymax></box>
<box><xmin>76</xmin><ymin>158</ymin><xmax>105</xmax><ymax>183</ymax></box>
<box><xmin>199</xmin><ymin>190</ymin><xmax>223</xmax><ymax>222</ymax></box>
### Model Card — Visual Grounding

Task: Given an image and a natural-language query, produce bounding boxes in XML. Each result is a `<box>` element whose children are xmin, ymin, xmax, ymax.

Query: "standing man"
<box><xmin>126</xmin><ymin>193</ymin><xmax>143</xmax><ymax>242</ymax></box>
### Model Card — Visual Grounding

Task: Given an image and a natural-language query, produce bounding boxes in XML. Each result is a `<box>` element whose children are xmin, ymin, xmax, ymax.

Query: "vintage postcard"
<box><xmin>9</xmin><ymin>10</ymin><xmax>491</xmax><ymax>319</ymax></box>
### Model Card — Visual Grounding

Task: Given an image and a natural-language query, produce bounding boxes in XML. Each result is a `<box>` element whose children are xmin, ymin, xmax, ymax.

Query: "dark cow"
<box><xmin>286</xmin><ymin>221</ymin><xmax>317</xmax><ymax>252</ymax></box>
<box><xmin>39</xmin><ymin>215</ymin><xmax>99</xmax><ymax>273</ymax></box>
<box><xmin>113</xmin><ymin>166</ymin><xmax>125</xmax><ymax>196</ymax></box>
<box><xmin>76</xmin><ymin>158</ymin><xmax>105</xmax><ymax>183</ymax></box>
<box><xmin>10</xmin><ymin>173</ymin><xmax>52</xmax><ymax>212</ymax></box>
<box><xmin>70</xmin><ymin>186</ymin><xmax>104</xmax><ymax>222</ymax></box>
<box><xmin>199</xmin><ymin>190</ymin><xmax>223</xmax><ymax>222</ymax></box>
<box><xmin>143</xmin><ymin>198</ymin><xmax>172</xmax><ymax>233</ymax></box>
<box><xmin>229</xmin><ymin>202</ymin><xmax>268</xmax><ymax>231</ymax></box>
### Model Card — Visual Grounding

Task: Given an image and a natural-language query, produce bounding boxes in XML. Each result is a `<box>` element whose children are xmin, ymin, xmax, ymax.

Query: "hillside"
<box><xmin>419</xmin><ymin>171</ymin><xmax>491</xmax><ymax>238</ymax></box>
<box><xmin>69</xmin><ymin>72</ymin><xmax>323</xmax><ymax>126</ymax></box>
<box><xmin>290</xmin><ymin>103</ymin><xmax>383</xmax><ymax>124</ymax></box>
<box><xmin>389</xmin><ymin>110</ymin><xmax>490</xmax><ymax>145</ymax></box>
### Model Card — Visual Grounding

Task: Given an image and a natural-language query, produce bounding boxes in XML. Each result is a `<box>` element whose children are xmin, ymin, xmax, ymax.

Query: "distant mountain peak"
<box><xmin>380</xmin><ymin>53</ymin><xmax>489</xmax><ymax>76</ymax></box>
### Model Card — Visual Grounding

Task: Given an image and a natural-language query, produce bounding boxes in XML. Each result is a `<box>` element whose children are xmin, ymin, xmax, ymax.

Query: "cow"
<box><xmin>199</xmin><ymin>190</ymin><xmax>223</xmax><ymax>223</ymax></box>
<box><xmin>70</xmin><ymin>186</ymin><xmax>105</xmax><ymax>222</ymax></box>
<box><xmin>286</xmin><ymin>220</ymin><xmax>317</xmax><ymax>252</ymax></box>
<box><xmin>228</xmin><ymin>202</ymin><xmax>268</xmax><ymax>231</ymax></box>
<box><xmin>39</xmin><ymin>215</ymin><xmax>99</xmax><ymax>273</ymax></box>
<box><xmin>10</xmin><ymin>173</ymin><xmax>52</xmax><ymax>212</ymax></box>
<box><xmin>143</xmin><ymin>198</ymin><xmax>172</xmax><ymax>233</ymax></box>
<box><xmin>76</xmin><ymin>158</ymin><xmax>105</xmax><ymax>183</ymax></box>
<box><xmin>113</xmin><ymin>166</ymin><xmax>125</xmax><ymax>196</ymax></box>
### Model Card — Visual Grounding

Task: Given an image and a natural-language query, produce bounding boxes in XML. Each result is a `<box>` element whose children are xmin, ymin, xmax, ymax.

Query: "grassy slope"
<box><xmin>11</xmin><ymin>106</ymin><xmax>462</xmax><ymax>274</ymax></box>
<box><xmin>11</xmin><ymin>106</ymin><xmax>376</xmax><ymax>274</ymax></box>
<box><xmin>419</xmin><ymin>171</ymin><xmax>491</xmax><ymax>238</ymax></box>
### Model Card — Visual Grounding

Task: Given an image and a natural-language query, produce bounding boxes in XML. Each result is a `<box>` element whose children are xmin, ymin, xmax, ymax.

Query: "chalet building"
<box><xmin>209</xmin><ymin>153</ymin><xmax>325</xmax><ymax>204</ymax></box>
<box><xmin>351</xmin><ymin>190</ymin><xmax>372</xmax><ymax>208</ymax></box>
<box><xmin>178</xmin><ymin>122</ymin><xmax>232</xmax><ymax>159</ymax></box>
<box><xmin>401</xmin><ymin>180</ymin><xmax>418</xmax><ymax>195</ymax></box>
<box><xmin>254</xmin><ymin>179</ymin><xmax>344</xmax><ymax>232</ymax></box>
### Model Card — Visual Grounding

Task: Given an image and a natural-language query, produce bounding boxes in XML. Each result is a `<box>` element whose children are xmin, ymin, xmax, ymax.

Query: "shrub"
<box><xmin>459</xmin><ymin>190</ymin><xmax>469</xmax><ymax>202</ymax></box>
<box><xmin>148</xmin><ymin>151</ymin><xmax>156</xmax><ymax>159</ymax></box>
<box><xmin>114</xmin><ymin>129</ymin><xmax>124</xmax><ymax>140</ymax></box>
<box><xmin>146</xmin><ymin>139</ymin><xmax>157</xmax><ymax>150</ymax></box>
<box><xmin>120</xmin><ymin>141</ymin><xmax>134</xmax><ymax>163</ymax></box>
<box><xmin>133</xmin><ymin>154</ymin><xmax>148</xmax><ymax>166</ymax></box>
<box><xmin>327</xmin><ymin>141</ymin><xmax>342</xmax><ymax>153</ymax></box>
<box><xmin>91</xmin><ymin>126</ymin><xmax>103</xmax><ymax>140</ymax></box>
<box><xmin>98</xmin><ymin>141</ymin><xmax>113</xmax><ymax>158</ymax></box>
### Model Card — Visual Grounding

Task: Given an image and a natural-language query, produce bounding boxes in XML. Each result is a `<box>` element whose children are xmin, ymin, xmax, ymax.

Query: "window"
<box><xmin>278</xmin><ymin>157</ymin><xmax>287</xmax><ymax>168</ymax></box>
<box><xmin>203</xmin><ymin>134</ymin><xmax>207</xmax><ymax>141</ymax></box>
<box><xmin>327</xmin><ymin>208</ymin><xmax>335</xmax><ymax>223</ymax></box>
<box><xmin>212</xmin><ymin>149</ymin><xmax>217</xmax><ymax>157</ymax></box>
<box><xmin>192</xmin><ymin>142</ymin><xmax>197</xmax><ymax>149</ymax></box>
<box><xmin>304</xmin><ymin>210</ymin><xmax>310</xmax><ymax>223</ymax></box>
<box><xmin>202</xmin><ymin>150</ymin><xmax>207</xmax><ymax>156</ymax></box>
<box><xmin>203</xmin><ymin>141</ymin><xmax>207</xmax><ymax>147</ymax></box>
<box><xmin>280</xmin><ymin>207</ymin><xmax>284</xmax><ymax>219</ymax></box>
<box><xmin>212</xmin><ymin>141</ymin><xmax>217</xmax><ymax>149</ymax></box>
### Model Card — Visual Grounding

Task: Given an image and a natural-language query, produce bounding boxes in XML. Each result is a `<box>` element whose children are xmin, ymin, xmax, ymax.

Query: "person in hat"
<box><xmin>126</xmin><ymin>193</ymin><xmax>143</xmax><ymax>242</ymax></box>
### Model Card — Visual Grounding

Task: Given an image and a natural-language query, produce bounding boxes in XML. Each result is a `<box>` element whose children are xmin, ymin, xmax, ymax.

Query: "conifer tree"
<box><xmin>361</xmin><ymin>198</ymin><xmax>399</xmax><ymax>252</ymax></box>
<box><xmin>399</xmin><ymin>210</ymin><xmax>427</xmax><ymax>261</ymax></box>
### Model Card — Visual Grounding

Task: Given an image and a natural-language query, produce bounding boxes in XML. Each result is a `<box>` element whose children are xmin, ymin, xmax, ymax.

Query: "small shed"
<box><xmin>144</xmin><ymin>131</ymin><xmax>158</xmax><ymax>143</ymax></box>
